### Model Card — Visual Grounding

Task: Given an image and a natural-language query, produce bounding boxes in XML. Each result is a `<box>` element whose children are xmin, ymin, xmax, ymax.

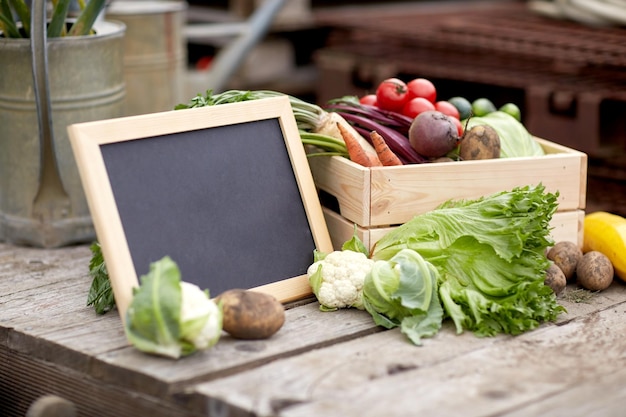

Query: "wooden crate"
<box><xmin>309</xmin><ymin>138</ymin><xmax>587</xmax><ymax>250</ymax></box>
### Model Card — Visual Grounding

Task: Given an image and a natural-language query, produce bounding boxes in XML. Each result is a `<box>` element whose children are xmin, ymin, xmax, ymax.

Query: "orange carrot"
<box><xmin>337</xmin><ymin>122</ymin><xmax>382</xmax><ymax>167</ymax></box>
<box><xmin>370</xmin><ymin>130</ymin><xmax>403</xmax><ymax>166</ymax></box>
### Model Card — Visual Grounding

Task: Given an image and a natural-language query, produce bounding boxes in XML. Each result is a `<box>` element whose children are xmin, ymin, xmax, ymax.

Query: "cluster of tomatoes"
<box><xmin>360</xmin><ymin>77</ymin><xmax>463</xmax><ymax>136</ymax></box>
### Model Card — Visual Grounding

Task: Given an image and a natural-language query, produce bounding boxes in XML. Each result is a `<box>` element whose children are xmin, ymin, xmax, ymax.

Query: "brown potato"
<box><xmin>547</xmin><ymin>241</ymin><xmax>582</xmax><ymax>281</ymax></box>
<box><xmin>459</xmin><ymin>124</ymin><xmax>501</xmax><ymax>160</ymax></box>
<box><xmin>545</xmin><ymin>263</ymin><xmax>567</xmax><ymax>295</ymax></box>
<box><xmin>215</xmin><ymin>289</ymin><xmax>285</xmax><ymax>339</ymax></box>
<box><xmin>576</xmin><ymin>251</ymin><xmax>614</xmax><ymax>291</ymax></box>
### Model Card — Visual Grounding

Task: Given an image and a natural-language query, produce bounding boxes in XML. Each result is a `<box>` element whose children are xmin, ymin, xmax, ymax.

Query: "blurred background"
<box><xmin>111</xmin><ymin>0</ymin><xmax>626</xmax><ymax>215</ymax></box>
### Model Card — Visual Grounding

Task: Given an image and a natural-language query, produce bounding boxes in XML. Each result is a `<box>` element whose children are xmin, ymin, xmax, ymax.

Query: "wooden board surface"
<box><xmin>1</xmin><ymin>242</ymin><xmax>625</xmax><ymax>417</ymax></box>
<box><xmin>190</xmin><ymin>283</ymin><xmax>626</xmax><ymax>416</ymax></box>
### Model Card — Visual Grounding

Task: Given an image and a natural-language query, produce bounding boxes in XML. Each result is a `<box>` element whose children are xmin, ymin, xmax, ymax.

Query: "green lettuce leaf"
<box><xmin>371</xmin><ymin>184</ymin><xmax>566</xmax><ymax>337</ymax></box>
<box><xmin>363</xmin><ymin>249</ymin><xmax>443</xmax><ymax>345</ymax></box>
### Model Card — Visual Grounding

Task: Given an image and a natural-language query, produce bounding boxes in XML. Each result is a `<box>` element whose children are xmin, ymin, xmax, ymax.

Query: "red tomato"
<box><xmin>435</xmin><ymin>100</ymin><xmax>461</xmax><ymax>120</ymax></box>
<box><xmin>401</xmin><ymin>97</ymin><xmax>435</xmax><ymax>119</ymax></box>
<box><xmin>407</xmin><ymin>78</ymin><xmax>437</xmax><ymax>103</ymax></box>
<box><xmin>450</xmin><ymin>116</ymin><xmax>464</xmax><ymax>137</ymax></box>
<box><xmin>359</xmin><ymin>94</ymin><xmax>378</xmax><ymax>106</ymax></box>
<box><xmin>375</xmin><ymin>78</ymin><xmax>409</xmax><ymax>112</ymax></box>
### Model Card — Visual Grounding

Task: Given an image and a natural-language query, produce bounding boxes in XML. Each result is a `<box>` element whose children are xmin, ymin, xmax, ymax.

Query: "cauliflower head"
<box><xmin>125</xmin><ymin>256</ymin><xmax>223</xmax><ymax>359</ymax></box>
<box><xmin>180</xmin><ymin>282</ymin><xmax>223</xmax><ymax>350</ymax></box>
<box><xmin>307</xmin><ymin>250</ymin><xmax>375</xmax><ymax>311</ymax></box>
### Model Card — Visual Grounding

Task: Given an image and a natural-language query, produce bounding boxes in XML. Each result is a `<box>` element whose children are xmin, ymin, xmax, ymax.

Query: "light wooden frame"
<box><xmin>68</xmin><ymin>96</ymin><xmax>333</xmax><ymax>323</ymax></box>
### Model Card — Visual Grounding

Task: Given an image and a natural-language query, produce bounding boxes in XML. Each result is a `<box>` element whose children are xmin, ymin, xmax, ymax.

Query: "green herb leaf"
<box><xmin>86</xmin><ymin>242</ymin><xmax>115</xmax><ymax>315</ymax></box>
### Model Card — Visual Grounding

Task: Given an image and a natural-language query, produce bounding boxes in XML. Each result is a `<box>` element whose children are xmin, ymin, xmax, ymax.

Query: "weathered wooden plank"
<box><xmin>276</xmin><ymin>302</ymin><xmax>626</xmax><ymax>417</ymax></box>
<box><xmin>0</xmin><ymin>346</ymin><xmax>195</xmax><ymax>417</ymax></box>
<box><xmin>190</xmin><ymin>286</ymin><xmax>626</xmax><ymax>417</ymax></box>
<box><xmin>3</xmin><ymin>242</ymin><xmax>626</xmax><ymax>417</ymax></box>
<box><xmin>555</xmin><ymin>281</ymin><xmax>626</xmax><ymax>323</ymax></box>
<box><xmin>89</xmin><ymin>302</ymin><xmax>383</xmax><ymax>399</ymax></box>
<box><xmin>0</xmin><ymin>243</ymin><xmax>91</xmax><ymax>294</ymax></box>
<box><xmin>191</xmin><ymin>322</ymin><xmax>510</xmax><ymax>416</ymax></box>
<box><xmin>1</xmin><ymin>243</ymin><xmax>383</xmax><ymax>403</ymax></box>
<box><xmin>502</xmin><ymin>365</ymin><xmax>626</xmax><ymax>417</ymax></box>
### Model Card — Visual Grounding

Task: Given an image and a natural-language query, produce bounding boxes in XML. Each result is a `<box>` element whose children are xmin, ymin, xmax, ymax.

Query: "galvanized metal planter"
<box><xmin>0</xmin><ymin>19</ymin><xmax>126</xmax><ymax>247</ymax></box>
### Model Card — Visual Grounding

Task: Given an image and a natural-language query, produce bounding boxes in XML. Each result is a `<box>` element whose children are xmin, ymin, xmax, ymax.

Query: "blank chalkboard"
<box><xmin>68</xmin><ymin>96</ymin><xmax>333</xmax><ymax>323</ymax></box>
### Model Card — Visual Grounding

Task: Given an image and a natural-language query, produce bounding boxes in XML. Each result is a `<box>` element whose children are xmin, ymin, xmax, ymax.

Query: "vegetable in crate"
<box><xmin>463</xmin><ymin>111</ymin><xmax>544</xmax><ymax>158</ymax></box>
<box><xmin>406</xmin><ymin>78</ymin><xmax>437</xmax><ymax>104</ymax></box>
<box><xmin>434</xmin><ymin>100</ymin><xmax>460</xmax><ymax>120</ymax></box>
<box><xmin>125</xmin><ymin>256</ymin><xmax>222</xmax><ymax>359</ymax></box>
<box><xmin>371</xmin><ymin>184</ymin><xmax>566</xmax><ymax>337</ymax></box>
<box><xmin>337</xmin><ymin>122</ymin><xmax>382</xmax><ymax>167</ymax></box>
<box><xmin>175</xmin><ymin>89</ymin><xmax>376</xmax><ymax>159</ymax></box>
<box><xmin>459</xmin><ymin>124</ymin><xmax>501</xmax><ymax>160</ymax></box>
<box><xmin>325</xmin><ymin>95</ymin><xmax>426</xmax><ymax>164</ymax></box>
<box><xmin>448</xmin><ymin>96</ymin><xmax>472</xmax><ymax>120</ymax></box>
<box><xmin>370</xmin><ymin>130</ymin><xmax>403</xmax><ymax>166</ymax></box>
<box><xmin>471</xmin><ymin>98</ymin><xmax>497</xmax><ymax>117</ymax></box>
<box><xmin>402</xmin><ymin>97</ymin><xmax>435</xmax><ymax>119</ymax></box>
<box><xmin>376</xmin><ymin>77</ymin><xmax>409</xmax><ymax>112</ymax></box>
<box><xmin>408</xmin><ymin>110</ymin><xmax>460</xmax><ymax>158</ymax></box>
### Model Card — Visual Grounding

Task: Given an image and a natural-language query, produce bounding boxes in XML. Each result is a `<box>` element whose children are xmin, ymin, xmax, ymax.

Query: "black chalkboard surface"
<box><xmin>68</xmin><ymin>96</ymin><xmax>333</xmax><ymax>322</ymax></box>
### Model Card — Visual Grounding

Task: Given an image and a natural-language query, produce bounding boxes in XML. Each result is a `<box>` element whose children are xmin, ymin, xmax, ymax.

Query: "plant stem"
<box><xmin>1</xmin><ymin>0</ymin><xmax>24</xmax><ymax>37</ymax></box>
<box><xmin>48</xmin><ymin>0</ymin><xmax>71</xmax><ymax>37</ymax></box>
<box><xmin>68</xmin><ymin>0</ymin><xmax>105</xmax><ymax>36</ymax></box>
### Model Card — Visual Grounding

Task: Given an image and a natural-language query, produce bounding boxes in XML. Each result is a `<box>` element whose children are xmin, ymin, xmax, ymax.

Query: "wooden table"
<box><xmin>1</xmin><ymin>242</ymin><xmax>625</xmax><ymax>417</ymax></box>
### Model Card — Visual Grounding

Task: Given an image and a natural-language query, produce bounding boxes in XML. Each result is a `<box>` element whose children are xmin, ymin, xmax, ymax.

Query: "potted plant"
<box><xmin>0</xmin><ymin>0</ymin><xmax>126</xmax><ymax>248</ymax></box>
<box><xmin>0</xmin><ymin>0</ymin><xmax>106</xmax><ymax>38</ymax></box>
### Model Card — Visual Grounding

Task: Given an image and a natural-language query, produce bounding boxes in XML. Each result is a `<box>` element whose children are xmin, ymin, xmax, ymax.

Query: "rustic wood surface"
<box><xmin>1</xmin><ymin>242</ymin><xmax>625</xmax><ymax>417</ymax></box>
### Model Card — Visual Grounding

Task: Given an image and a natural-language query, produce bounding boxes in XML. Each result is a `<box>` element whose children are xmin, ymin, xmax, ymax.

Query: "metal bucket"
<box><xmin>0</xmin><ymin>20</ymin><xmax>126</xmax><ymax>247</ymax></box>
<box><xmin>106</xmin><ymin>1</ymin><xmax>187</xmax><ymax>116</ymax></box>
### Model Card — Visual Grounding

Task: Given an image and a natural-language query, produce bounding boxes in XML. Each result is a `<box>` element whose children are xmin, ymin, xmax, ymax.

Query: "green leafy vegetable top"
<box><xmin>363</xmin><ymin>249</ymin><xmax>444</xmax><ymax>345</ymax></box>
<box><xmin>124</xmin><ymin>256</ymin><xmax>222</xmax><ymax>359</ymax></box>
<box><xmin>371</xmin><ymin>184</ymin><xmax>565</xmax><ymax>337</ymax></box>
<box><xmin>86</xmin><ymin>242</ymin><xmax>114</xmax><ymax>315</ymax></box>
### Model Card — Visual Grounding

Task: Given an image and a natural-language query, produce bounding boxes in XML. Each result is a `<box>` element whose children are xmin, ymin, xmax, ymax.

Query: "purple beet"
<box><xmin>408</xmin><ymin>110</ymin><xmax>460</xmax><ymax>158</ymax></box>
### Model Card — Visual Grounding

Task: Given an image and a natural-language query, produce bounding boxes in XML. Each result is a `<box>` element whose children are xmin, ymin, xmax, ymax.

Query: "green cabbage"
<box><xmin>124</xmin><ymin>256</ymin><xmax>223</xmax><ymax>359</ymax></box>
<box><xmin>371</xmin><ymin>184</ymin><xmax>566</xmax><ymax>338</ymax></box>
<box><xmin>362</xmin><ymin>249</ymin><xmax>443</xmax><ymax>345</ymax></box>
<box><xmin>463</xmin><ymin>111</ymin><xmax>545</xmax><ymax>158</ymax></box>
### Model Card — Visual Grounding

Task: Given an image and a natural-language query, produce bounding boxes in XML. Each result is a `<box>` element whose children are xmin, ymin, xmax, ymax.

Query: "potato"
<box><xmin>215</xmin><ymin>289</ymin><xmax>285</xmax><ymax>339</ymax></box>
<box><xmin>547</xmin><ymin>241</ymin><xmax>582</xmax><ymax>281</ymax></box>
<box><xmin>576</xmin><ymin>251</ymin><xmax>614</xmax><ymax>291</ymax></box>
<box><xmin>545</xmin><ymin>263</ymin><xmax>567</xmax><ymax>295</ymax></box>
<box><xmin>459</xmin><ymin>124</ymin><xmax>501</xmax><ymax>160</ymax></box>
